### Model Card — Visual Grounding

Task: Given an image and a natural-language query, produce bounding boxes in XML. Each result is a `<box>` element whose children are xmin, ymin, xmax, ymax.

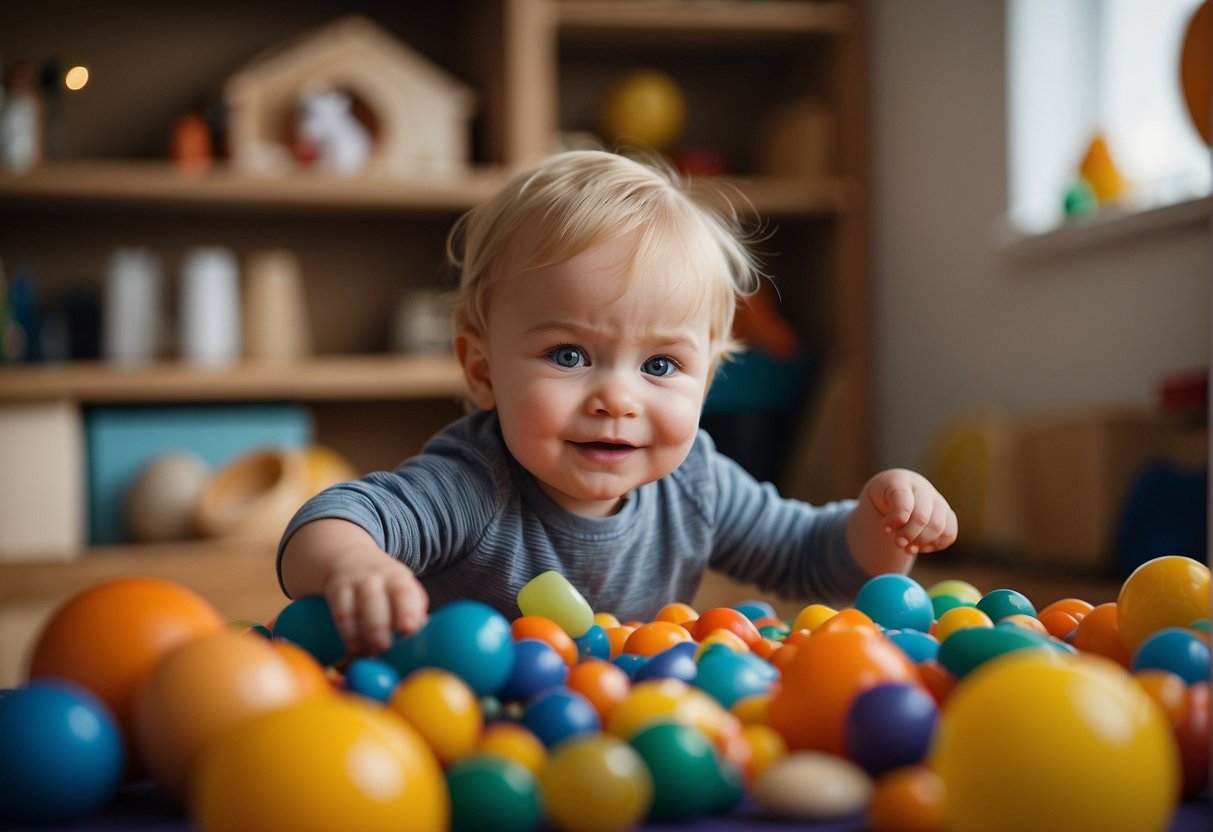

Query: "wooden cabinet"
<box><xmin>0</xmin><ymin>0</ymin><xmax>869</xmax><ymax>681</ymax></box>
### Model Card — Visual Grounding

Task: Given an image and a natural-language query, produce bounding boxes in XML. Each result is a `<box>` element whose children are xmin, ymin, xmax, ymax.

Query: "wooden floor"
<box><xmin>0</xmin><ymin>542</ymin><xmax>1124</xmax><ymax>687</ymax></box>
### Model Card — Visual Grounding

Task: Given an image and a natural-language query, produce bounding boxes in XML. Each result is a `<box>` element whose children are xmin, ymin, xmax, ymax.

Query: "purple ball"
<box><xmin>844</xmin><ymin>682</ymin><xmax>938</xmax><ymax>776</ymax></box>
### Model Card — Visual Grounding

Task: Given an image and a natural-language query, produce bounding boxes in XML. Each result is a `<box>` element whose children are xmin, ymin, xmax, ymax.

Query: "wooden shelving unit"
<box><xmin>0</xmin><ymin>0</ymin><xmax>870</xmax><ymax>685</ymax></box>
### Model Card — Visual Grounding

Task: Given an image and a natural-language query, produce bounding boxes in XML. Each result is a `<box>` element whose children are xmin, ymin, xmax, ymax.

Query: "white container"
<box><xmin>102</xmin><ymin>247</ymin><xmax>164</xmax><ymax>365</ymax></box>
<box><xmin>179</xmin><ymin>246</ymin><xmax>241</xmax><ymax>365</ymax></box>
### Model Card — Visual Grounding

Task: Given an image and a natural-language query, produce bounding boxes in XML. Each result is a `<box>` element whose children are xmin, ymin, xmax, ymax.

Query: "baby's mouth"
<box><xmin>570</xmin><ymin>440</ymin><xmax>637</xmax><ymax>462</ymax></box>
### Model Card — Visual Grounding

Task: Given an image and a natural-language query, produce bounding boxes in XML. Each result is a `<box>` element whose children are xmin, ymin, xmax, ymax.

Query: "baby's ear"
<box><xmin>455</xmin><ymin>331</ymin><xmax>496</xmax><ymax>410</ymax></box>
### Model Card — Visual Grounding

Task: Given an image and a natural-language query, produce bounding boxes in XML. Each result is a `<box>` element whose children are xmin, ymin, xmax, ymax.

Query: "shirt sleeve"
<box><xmin>699</xmin><ymin>437</ymin><xmax>871</xmax><ymax>606</ymax></box>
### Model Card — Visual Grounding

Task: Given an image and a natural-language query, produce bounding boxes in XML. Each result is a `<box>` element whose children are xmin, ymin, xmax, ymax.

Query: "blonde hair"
<box><xmin>447</xmin><ymin>150</ymin><xmax>762</xmax><ymax>366</ymax></box>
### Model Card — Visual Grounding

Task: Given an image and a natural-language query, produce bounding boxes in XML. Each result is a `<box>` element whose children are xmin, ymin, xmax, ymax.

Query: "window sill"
<box><xmin>993</xmin><ymin>195</ymin><xmax>1211</xmax><ymax>263</ymax></box>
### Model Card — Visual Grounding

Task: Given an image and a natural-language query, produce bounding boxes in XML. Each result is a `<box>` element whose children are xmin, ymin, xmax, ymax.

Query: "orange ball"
<box><xmin>476</xmin><ymin>722</ymin><xmax>547</xmax><ymax>775</ymax></box>
<box><xmin>654</xmin><ymin>602</ymin><xmax>698</xmax><ymax>626</ymax></box>
<box><xmin>1069</xmin><ymin>602</ymin><xmax>1131</xmax><ymax>668</ymax></box>
<box><xmin>1039</xmin><ymin>610</ymin><xmax>1081</xmax><ymax>641</ymax></box>
<box><xmin>1134</xmin><ymin>670</ymin><xmax>1188</xmax><ymax>729</ymax></box>
<box><xmin>134</xmin><ymin>629</ymin><xmax>316</xmax><ymax>799</ymax></box>
<box><xmin>29</xmin><ymin>577</ymin><xmax>225</xmax><ymax>743</ymax></box>
<box><xmin>511</xmin><ymin>615</ymin><xmax>579</xmax><ymax>667</ymax></box>
<box><xmin>768</xmin><ymin>629</ymin><xmax>920</xmax><ymax>754</ymax></box>
<box><xmin>269</xmin><ymin>638</ymin><xmax>335</xmax><ymax>697</ymax></box>
<box><xmin>1038</xmin><ymin>597</ymin><xmax>1094</xmax><ymax>622</ymax></box>
<box><xmin>692</xmin><ymin>607</ymin><xmax>762</xmax><ymax>648</ymax></box>
<box><xmin>868</xmin><ymin>765</ymin><xmax>946</xmax><ymax>832</ymax></box>
<box><xmin>622</xmin><ymin>620</ymin><xmax>693</xmax><ymax>656</ymax></box>
<box><xmin>814</xmin><ymin>607</ymin><xmax>880</xmax><ymax>637</ymax></box>
<box><xmin>916</xmin><ymin>659</ymin><xmax>957</xmax><ymax>706</ymax></box>
<box><xmin>566</xmin><ymin>658</ymin><xmax>632</xmax><ymax>724</ymax></box>
<box><xmin>604</xmin><ymin>625</ymin><xmax>637</xmax><ymax>659</ymax></box>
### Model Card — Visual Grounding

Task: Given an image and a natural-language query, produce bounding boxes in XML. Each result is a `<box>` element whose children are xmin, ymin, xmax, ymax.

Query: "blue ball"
<box><xmin>497</xmin><ymin>638</ymin><xmax>569</xmax><ymax>704</ymax></box>
<box><xmin>885</xmin><ymin>628</ymin><xmax>941</xmax><ymax>663</ymax></box>
<box><xmin>844</xmin><ymin>682</ymin><xmax>938</xmax><ymax>776</ymax></box>
<box><xmin>344</xmin><ymin>657</ymin><xmax>401</xmax><ymax>703</ymax></box>
<box><xmin>574</xmin><ymin>624</ymin><xmax>611</xmax><ymax>661</ymax></box>
<box><xmin>633</xmin><ymin>641</ymin><xmax>698</xmax><ymax>684</ymax></box>
<box><xmin>693</xmin><ymin>646</ymin><xmax>774</xmax><ymax>709</ymax></box>
<box><xmin>1131</xmin><ymin>626</ymin><xmax>1211</xmax><ymax>684</ymax></box>
<box><xmin>733</xmin><ymin>600</ymin><xmax>777</xmax><ymax>621</ymax></box>
<box><xmin>405</xmin><ymin>600</ymin><xmax>516</xmax><ymax>697</ymax></box>
<box><xmin>855</xmin><ymin>574</ymin><xmax>933</xmax><ymax>632</ymax></box>
<box><xmin>0</xmin><ymin>680</ymin><xmax>125</xmax><ymax>824</ymax></box>
<box><xmin>521</xmin><ymin>687</ymin><xmax>601</xmax><ymax>748</ymax></box>
<box><xmin>272</xmin><ymin>595</ymin><xmax>347</xmax><ymax>666</ymax></box>
<box><xmin>613</xmin><ymin>653</ymin><xmax>650</xmax><ymax>679</ymax></box>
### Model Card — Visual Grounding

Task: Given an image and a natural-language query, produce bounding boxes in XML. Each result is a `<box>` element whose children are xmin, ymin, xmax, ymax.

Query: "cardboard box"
<box><xmin>85</xmin><ymin>404</ymin><xmax>312</xmax><ymax>545</ymax></box>
<box><xmin>0</xmin><ymin>401</ymin><xmax>85</xmax><ymax>561</ymax></box>
<box><xmin>1017</xmin><ymin>408</ymin><xmax>1206</xmax><ymax>573</ymax></box>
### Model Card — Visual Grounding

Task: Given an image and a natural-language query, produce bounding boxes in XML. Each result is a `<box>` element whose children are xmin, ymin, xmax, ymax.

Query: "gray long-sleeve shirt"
<box><xmin>277</xmin><ymin>409</ymin><xmax>868</xmax><ymax>622</ymax></box>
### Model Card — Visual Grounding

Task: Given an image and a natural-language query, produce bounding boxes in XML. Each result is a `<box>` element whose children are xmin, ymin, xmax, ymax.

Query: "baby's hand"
<box><xmin>325</xmin><ymin>555</ymin><xmax>429</xmax><ymax>656</ymax></box>
<box><xmin>863</xmin><ymin>468</ymin><xmax>957</xmax><ymax>556</ymax></box>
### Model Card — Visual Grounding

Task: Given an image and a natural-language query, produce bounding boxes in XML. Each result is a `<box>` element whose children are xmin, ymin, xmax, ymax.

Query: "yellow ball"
<box><xmin>599</xmin><ymin>69</ymin><xmax>686</xmax><ymax>151</ymax></box>
<box><xmin>926</xmin><ymin>579</ymin><xmax>983</xmax><ymax>605</ymax></box>
<box><xmin>476</xmin><ymin>722</ymin><xmax>548</xmax><ymax>776</ymax></box>
<box><xmin>541</xmin><ymin>734</ymin><xmax>652</xmax><ymax>832</ymax></box>
<box><xmin>389</xmin><ymin>668</ymin><xmax>482</xmax><ymax>766</ymax></box>
<box><xmin>791</xmin><ymin>603</ymin><xmax>837</xmax><ymax>633</ymax></box>
<box><xmin>930</xmin><ymin>651</ymin><xmax>1179</xmax><ymax>832</ymax></box>
<box><xmin>1117</xmin><ymin>555</ymin><xmax>1211</xmax><ymax>652</ymax></box>
<box><xmin>190</xmin><ymin>696</ymin><xmax>448</xmax><ymax>832</ymax></box>
<box><xmin>935</xmin><ymin>606</ymin><xmax>994</xmax><ymax>643</ymax></box>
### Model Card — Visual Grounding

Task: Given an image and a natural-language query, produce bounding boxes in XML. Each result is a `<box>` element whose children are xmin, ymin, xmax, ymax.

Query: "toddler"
<box><xmin>278</xmin><ymin>150</ymin><xmax>957</xmax><ymax>655</ymax></box>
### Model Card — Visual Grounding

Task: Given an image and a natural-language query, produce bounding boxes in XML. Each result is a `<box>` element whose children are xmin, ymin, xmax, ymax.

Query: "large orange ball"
<box><xmin>134</xmin><ymin>629</ymin><xmax>323</xmax><ymax>799</ymax></box>
<box><xmin>29</xmin><ymin>577</ymin><xmax>224</xmax><ymax>743</ymax></box>
<box><xmin>768</xmin><ymin>629</ymin><xmax>920</xmax><ymax>755</ymax></box>
<box><xmin>191</xmin><ymin>696</ymin><xmax>448</xmax><ymax>832</ymax></box>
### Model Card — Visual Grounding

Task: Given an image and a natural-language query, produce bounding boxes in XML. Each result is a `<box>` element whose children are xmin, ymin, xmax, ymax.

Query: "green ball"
<box><xmin>629</xmin><ymin>721</ymin><xmax>729</xmax><ymax>821</ymax></box>
<box><xmin>975</xmin><ymin>588</ymin><xmax>1036</xmax><ymax>623</ymax></box>
<box><xmin>447</xmin><ymin>755</ymin><xmax>543</xmax><ymax>832</ymax></box>
<box><xmin>930</xmin><ymin>594</ymin><xmax>970</xmax><ymax>620</ymax></box>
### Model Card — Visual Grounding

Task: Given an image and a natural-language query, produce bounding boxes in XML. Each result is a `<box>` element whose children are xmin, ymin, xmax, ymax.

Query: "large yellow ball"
<box><xmin>190</xmin><ymin>696</ymin><xmax>448</xmax><ymax>832</ymax></box>
<box><xmin>599</xmin><ymin>70</ymin><xmax>686</xmax><ymax>151</ymax></box>
<box><xmin>930</xmin><ymin>651</ymin><xmax>1179</xmax><ymax>832</ymax></box>
<box><xmin>1117</xmin><ymin>555</ymin><xmax>1210</xmax><ymax>652</ymax></box>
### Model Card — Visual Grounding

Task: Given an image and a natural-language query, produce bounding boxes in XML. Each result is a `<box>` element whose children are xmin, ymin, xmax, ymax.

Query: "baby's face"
<box><xmin>474</xmin><ymin>233</ymin><xmax>716</xmax><ymax>517</ymax></box>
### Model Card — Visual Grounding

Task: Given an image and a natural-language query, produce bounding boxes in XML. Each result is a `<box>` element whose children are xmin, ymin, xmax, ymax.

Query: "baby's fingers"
<box><xmin>387</xmin><ymin>570</ymin><xmax>430</xmax><ymax>636</ymax></box>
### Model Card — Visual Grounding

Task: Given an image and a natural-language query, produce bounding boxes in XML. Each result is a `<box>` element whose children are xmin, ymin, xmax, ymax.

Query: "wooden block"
<box><xmin>0</xmin><ymin>401</ymin><xmax>84</xmax><ymax>561</ymax></box>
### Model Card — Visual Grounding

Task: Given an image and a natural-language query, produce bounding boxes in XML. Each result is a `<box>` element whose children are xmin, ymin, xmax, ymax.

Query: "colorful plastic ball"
<box><xmin>613</xmin><ymin>653</ymin><xmax>649</xmax><ymax>678</ymax></box>
<box><xmin>29</xmin><ymin>576</ymin><xmax>224</xmax><ymax>742</ymax></box>
<box><xmin>566</xmin><ymin>658</ymin><xmax>632</xmax><ymax>724</ymax></box>
<box><xmin>769</xmin><ymin>629</ymin><xmax>920</xmax><ymax>754</ymax></box>
<box><xmin>1118</xmin><ymin>555</ymin><xmax>1211</xmax><ymax>652</ymax></box>
<box><xmin>497</xmin><ymin>637</ymin><xmax>569</xmax><ymax>704</ymax></box>
<box><xmin>930</xmin><ymin>593</ymin><xmax>969</xmax><ymax>619</ymax></box>
<box><xmin>344</xmin><ymin>657</ymin><xmax>401</xmax><ymax>703</ymax></box>
<box><xmin>694</xmin><ymin>629</ymin><xmax>750</xmax><ymax>659</ymax></box>
<box><xmin>692</xmin><ymin>607</ymin><xmax>762</xmax><ymax>648</ymax></box>
<box><xmin>607</xmin><ymin>678</ymin><xmax>738</xmax><ymax>746</ymax></box>
<box><xmin>740</xmin><ymin>723</ymin><xmax>787</xmax><ymax>781</ymax></box>
<box><xmin>191</xmin><ymin>696</ymin><xmax>448</xmax><ymax>832</ymax></box>
<box><xmin>1037</xmin><ymin>597</ymin><xmax>1094</xmax><ymax>622</ymax></box>
<box><xmin>632</xmin><ymin>641</ymin><xmax>698</xmax><ymax>684</ymax></box>
<box><xmin>447</xmin><ymin>754</ymin><xmax>543</xmax><ymax>832</ymax></box>
<box><xmin>0</xmin><ymin>680</ymin><xmax>124</xmax><ymax>825</ymax></box>
<box><xmin>575</xmin><ymin>623</ymin><xmax>611</xmax><ymax>661</ymax></box>
<box><xmin>512</xmin><ymin>615</ymin><xmax>579</xmax><ymax>667</ymax></box>
<box><xmin>935</xmin><ymin>605</ymin><xmax>993</xmax><ymax>642</ymax></box>
<box><xmin>623</xmin><ymin>620</ymin><xmax>695</xmax><ymax>656</ymax></box>
<box><xmin>271</xmin><ymin>595</ymin><xmax>347</xmax><ymax>667</ymax></box>
<box><xmin>791</xmin><ymin>603</ymin><xmax>837</xmax><ymax>632</ymax></box>
<box><xmin>867</xmin><ymin>765</ymin><xmax>946</xmax><ymax>832</ymax></box>
<box><xmin>734</xmin><ymin>600</ymin><xmax>777</xmax><ymax>621</ymax></box>
<box><xmin>654</xmin><ymin>602</ymin><xmax>698</xmax><ymax>625</ymax></box>
<box><xmin>599</xmin><ymin>69</ymin><xmax>686</xmax><ymax>151</ymax></box>
<box><xmin>915</xmin><ymin>658</ymin><xmax>957</xmax><ymax>705</ymax></box>
<box><xmin>930</xmin><ymin>652</ymin><xmax>1179</xmax><ymax>832</ymax></box>
<box><xmin>1176</xmin><ymin>681</ymin><xmax>1210</xmax><ymax>798</ymax></box>
<box><xmin>693</xmin><ymin>644</ymin><xmax>774</xmax><ymax>710</ymax></box>
<box><xmin>517</xmin><ymin>570</ymin><xmax>594</xmax><ymax>638</ymax></box>
<box><xmin>270</xmin><ymin>637</ymin><xmax>334</xmax><ymax>697</ymax></box>
<box><xmin>885</xmin><ymin>628</ymin><xmax>940</xmax><ymax>663</ymax></box>
<box><xmin>1069</xmin><ymin>602</ymin><xmax>1132</xmax><ymax>668</ymax></box>
<box><xmin>1131</xmin><ymin>626</ymin><xmax>1211</xmax><ymax>684</ymax></box>
<box><xmin>814</xmin><ymin>607</ymin><xmax>881</xmax><ymax>637</ymax></box>
<box><xmin>541</xmin><ymin>734</ymin><xmax>653</xmax><ymax>832</ymax></box>
<box><xmin>855</xmin><ymin>573</ymin><xmax>933</xmax><ymax>632</ymax></box>
<box><xmin>134</xmin><ymin>629</ymin><xmax>318</xmax><ymax>799</ymax></box>
<box><xmin>408</xmin><ymin>600</ymin><xmax>516</xmax><ymax>696</ymax></box>
<box><xmin>975</xmin><ymin>588</ymin><xmax>1036</xmax><ymax>622</ymax></box>
<box><xmin>1134</xmin><ymin>669</ymin><xmax>1188</xmax><ymax>728</ymax></box>
<box><xmin>1039</xmin><ymin>609</ymin><xmax>1081</xmax><ymax>641</ymax></box>
<box><xmin>937</xmin><ymin>623</ymin><xmax>1057</xmax><ymax>679</ymax></box>
<box><xmin>390</xmin><ymin>668</ymin><xmax>483</xmax><ymax>766</ymax></box>
<box><xmin>521</xmin><ymin>686</ymin><xmax>601</xmax><ymax>748</ymax></box>
<box><xmin>629</xmin><ymin>721</ymin><xmax>735</xmax><ymax>821</ymax></box>
<box><xmin>604</xmin><ymin>625</ymin><xmax>636</xmax><ymax>659</ymax></box>
<box><xmin>843</xmin><ymin>682</ymin><xmax>938</xmax><ymax>776</ymax></box>
<box><xmin>476</xmin><ymin>722</ymin><xmax>548</xmax><ymax>776</ymax></box>
<box><xmin>926</xmin><ymin>579</ymin><xmax>982</xmax><ymax>605</ymax></box>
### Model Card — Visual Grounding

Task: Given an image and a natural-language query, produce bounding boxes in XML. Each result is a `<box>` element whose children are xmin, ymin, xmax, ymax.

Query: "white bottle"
<box><xmin>102</xmin><ymin>247</ymin><xmax>164</xmax><ymax>365</ymax></box>
<box><xmin>178</xmin><ymin>246</ymin><xmax>241</xmax><ymax>365</ymax></box>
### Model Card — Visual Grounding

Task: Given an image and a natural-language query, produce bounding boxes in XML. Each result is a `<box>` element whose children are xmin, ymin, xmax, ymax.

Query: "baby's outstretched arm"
<box><xmin>279</xmin><ymin>518</ymin><xmax>430</xmax><ymax>655</ymax></box>
<box><xmin>845</xmin><ymin>468</ymin><xmax>958</xmax><ymax>576</ymax></box>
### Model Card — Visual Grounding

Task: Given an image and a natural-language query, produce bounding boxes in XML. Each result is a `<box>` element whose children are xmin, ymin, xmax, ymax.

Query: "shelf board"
<box><xmin>0</xmin><ymin>161</ymin><xmax>513</xmax><ymax>214</ymax></box>
<box><xmin>0</xmin><ymin>353</ymin><xmax>467</xmax><ymax>404</ymax></box>
<box><xmin>0</xmin><ymin>161</ymin><xmax>855</xmax><ymax>218</ymax></box>
<box><xmin>557</xmin><ymin>0</ymin><xmax>852</xmax><ymax>42</ymax></box>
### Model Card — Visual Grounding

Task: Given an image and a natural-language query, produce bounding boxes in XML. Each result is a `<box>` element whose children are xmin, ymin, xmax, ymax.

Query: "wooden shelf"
<box><xmin>0</xmin><ymin>161</ymin><xmax>855</xmax><ymax>218</ymax></box>
<box><xmin>0</xmin><ymin>353</ymin><xmax>466</xmax><ymax>404</ymax></box>
<box><xmin>557</xmin><ymin>0</ymin><xmax>853</xmax><ymax>42</ymax></box>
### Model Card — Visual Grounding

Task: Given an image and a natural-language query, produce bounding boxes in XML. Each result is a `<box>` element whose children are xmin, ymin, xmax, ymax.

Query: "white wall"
<box><xmin>868</xmin><ymin>0</ymin><xmax>1210</xmax><ymax>470</ymax></box>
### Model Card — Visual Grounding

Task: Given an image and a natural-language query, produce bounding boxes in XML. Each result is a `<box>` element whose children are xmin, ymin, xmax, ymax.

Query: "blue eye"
<box><xmin>548</xmin><ymin>345</ymin><xmax>586</xmax><ymax>368</ymax></box>
<box><xmin>642</xmin><ymin>356</ymin><xmax>677</xmax><ymax>377</ymax></box>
